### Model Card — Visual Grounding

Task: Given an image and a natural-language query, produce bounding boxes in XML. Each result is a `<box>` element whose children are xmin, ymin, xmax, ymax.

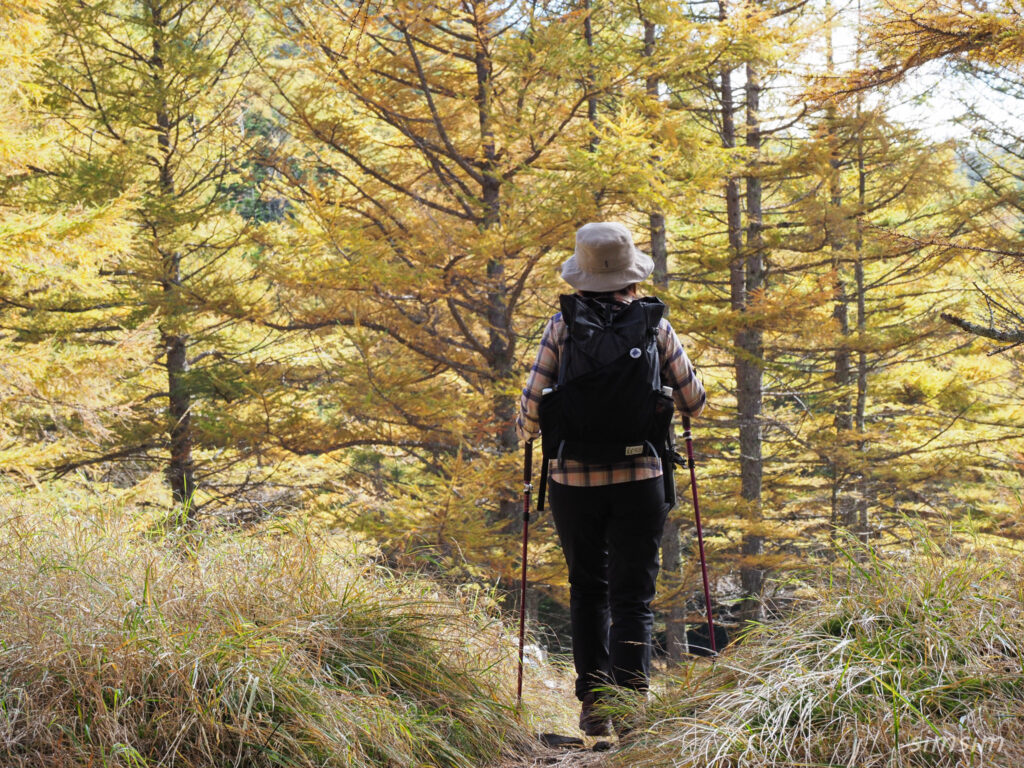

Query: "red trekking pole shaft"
<box><xmin>517</xmin><ymin>440</ymin><xmax>533</xmax><ymax>707</ymax></box>
<box><xmin>683</xmin><ymin>415</ymin><xmax>717</xmax><ymax>654</ymax></box>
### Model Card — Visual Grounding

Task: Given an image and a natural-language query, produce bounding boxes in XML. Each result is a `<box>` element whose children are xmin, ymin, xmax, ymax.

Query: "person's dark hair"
<box><xmin>579</xmin><ymin>283</ymin><xmax>638</xmax><ymax>299</ymax></box>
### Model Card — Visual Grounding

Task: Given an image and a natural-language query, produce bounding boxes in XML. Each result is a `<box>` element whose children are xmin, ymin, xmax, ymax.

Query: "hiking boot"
<box><xmin>611</xmin><ymin>713</ymin><xmax>635</xmax><ymax>739</ymax></box>
<box><xmin>612</xmin><ymin>689</ymin><xmax>647</xmax><ymax>740</ymax></box>
<box><xmin>579</xmin><ymin>692</ymin><xmax>611</xmax><ymax>737</ymax></box>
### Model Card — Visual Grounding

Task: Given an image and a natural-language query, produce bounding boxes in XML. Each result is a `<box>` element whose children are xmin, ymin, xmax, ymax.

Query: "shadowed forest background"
<box><xmin>2</xmin><ymin>0</ymin><xmax>1024</xmax><ymax>765</ymax></box>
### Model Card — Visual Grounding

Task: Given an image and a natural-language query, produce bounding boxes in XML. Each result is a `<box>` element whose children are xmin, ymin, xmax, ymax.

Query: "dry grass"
<box><xmin>0</xmin><ymin>480</ymin><xmax>535</xmax><ymax>767</ymax></box>
<box><xmin>615</xmin><ymin>540</ymin><xmax>1024</xmax><ymax>768</ymax></box>
<box><xmin>20</xmin><ymin>479</ymin><xmax>1021</xmax><ymax>768</ymax></box>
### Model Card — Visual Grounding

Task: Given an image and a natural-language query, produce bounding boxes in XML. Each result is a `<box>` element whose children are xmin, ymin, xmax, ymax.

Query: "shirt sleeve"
<box><xmin>515</xmin><ymin>317</ymin><xmax>560</xmax><ymax>441</ymax></box>
<box><xmin>658</xmin><ymin>319</ymin><xmax>706</xmax><ymax>417</ymax></box>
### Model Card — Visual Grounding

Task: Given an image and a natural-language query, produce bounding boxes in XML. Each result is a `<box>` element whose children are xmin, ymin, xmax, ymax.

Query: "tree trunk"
<box><xmin>152</xmin><ymin>2</ymin><xmax>195</xmax><ymax>515</ymax></box>
<box><xmin>854</xmin><ymin>94</ymin><xmax>870</xmax><ymax>545</ymax></box>
<box><xmin>825</xmin><ymin>11</ymin><xmax>854</xmax><ymax>533</ymax></box>
<box><xmin>583</xmin><ymin>0</ymin><xmax>599</xmax><ymax>154</ymax></box>
<box><xmin>645</xmin><ymin>20</ymin><xmax>669</xmax><ymax>290</ymax></box>
<box><xmin>719</xmin><ymin>3</ymin><xmax>757</xmax><ymax>617</ymax></box>
<box><xmin>477</xmin><ymin>33</ymin><xmax>516</xmax><ymax>519</ymax></box>
<box><xmin>475</xmin><ymin>25</ymin><xmax>509</xmax><ymax>450</ymax></box>
<box><xmin>475</xmin><ymin>16</ymin><xmax>534</xmax><ymax>620</ymax></box>
<box><xmin>164</xmin><ymin>324</ymin><xmax>195</xmax><ymax>512</ymax></box>
<box><xmin>719</xmin><ymin>1</ymin><xmax>745</xmax><ymax>319</ymax></box>
<box><xmin>737</xmin><ymin>59</ymin><xmax>765</xmax><ymax>619</ymax></box>
<box><xmin>855</xmin><ymin>256</ymin><xmax>868</xmax><ymax>543</ymax></box>
<box><xmin>720</xmin><ymin>5</ymin><xmax>763</xmax><ymax>618</ymax></box>
<box><xmin>651</xmin><ymin>202</ymin><xmax>682</xmax><ymax>655</ymax></box>
<box><xmin>641</xmin><ymin>14</ymin><xmax>685</xmax><ymax>660</ymax></box>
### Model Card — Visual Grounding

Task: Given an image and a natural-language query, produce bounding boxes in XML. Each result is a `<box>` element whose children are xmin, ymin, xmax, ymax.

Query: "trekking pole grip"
<box><xmin>523</xmin><ymin>440</ymin><xmax>533</xmax><ymax>519</ymax></box>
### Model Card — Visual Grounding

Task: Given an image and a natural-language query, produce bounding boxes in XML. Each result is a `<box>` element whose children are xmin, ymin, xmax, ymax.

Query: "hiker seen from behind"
<box><xmin>516</xmin><ymin>221</ymin><xmax>706</xmax><ymax>737</ymax></box>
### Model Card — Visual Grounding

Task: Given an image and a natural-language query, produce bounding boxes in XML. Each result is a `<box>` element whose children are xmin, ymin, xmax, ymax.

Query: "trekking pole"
<box><xmin>517</xmin><ymin>440</ymin><xmax>533</xmax><ymax>708</ymax></box>
<box><xmin>682</xmin><ymin>415</ymin><xmax>717</xmax><ymax>655</ymax></box>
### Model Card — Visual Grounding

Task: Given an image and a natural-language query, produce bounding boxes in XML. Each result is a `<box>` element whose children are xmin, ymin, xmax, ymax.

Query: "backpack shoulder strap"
<box><xmin>559</xmin><ymin>294</ymin><xmax>581</xmax><ymax>328</ymax></box>
<box><xmin>637</xmin><ymin>297</ymin><xmax>666</xmax><ymax>333</ymax></box>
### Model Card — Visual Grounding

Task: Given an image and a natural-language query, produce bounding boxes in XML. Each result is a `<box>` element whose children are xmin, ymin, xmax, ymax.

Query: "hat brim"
<box><xmin>560</xmin><ymin>249</ymin><xmax>655</xmax><ymax>292</ymax></box>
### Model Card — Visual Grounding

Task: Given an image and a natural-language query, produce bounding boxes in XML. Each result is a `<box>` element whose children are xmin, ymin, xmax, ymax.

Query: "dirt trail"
<box><xmin>495</xmin><ymin>733</ymin><xmax>625</xmax><ymax>768</ymax></box>
<box><xmin>511</xmin><ymin>655</ymin><xmax>621</xmax><ymax>767</ymax></box>
<box><xmin>500</xmin><ymin>746</ymin><xmax>612</xmax><ymax>768</ymax></box>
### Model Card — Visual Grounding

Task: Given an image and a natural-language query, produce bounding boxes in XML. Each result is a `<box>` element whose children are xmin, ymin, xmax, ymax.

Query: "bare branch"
<box><xmin>940</xmin><ymin>312</ymin><xmax>1024</xmax><ymax>345</ymax></box>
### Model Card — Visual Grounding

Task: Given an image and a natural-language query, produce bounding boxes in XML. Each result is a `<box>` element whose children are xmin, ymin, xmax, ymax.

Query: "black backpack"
<box><xmin>538</xmin><ymin>294</ymin><xmax>675</xmax><ymax>467</ymax></box>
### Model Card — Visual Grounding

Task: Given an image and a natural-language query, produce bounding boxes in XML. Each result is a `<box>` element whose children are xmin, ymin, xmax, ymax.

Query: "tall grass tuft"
<box><xmin>620</xmin><ymin>540</ymin><xmax>1024</xmax><ymax>768</ymax></box>
<box><xmin>0</xmin><ymin>482</ymin><xmax>533</xmax><ymax>767</ymax></box>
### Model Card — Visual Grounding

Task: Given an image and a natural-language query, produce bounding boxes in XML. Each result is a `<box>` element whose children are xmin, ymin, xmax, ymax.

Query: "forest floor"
<box><xmin>6</xmin><ymin>480</ymin><xmax>1024</xmax><ymax>768</ymax></box>
<box><xmin>509</xmin><ymin>652</ymin><xmax>622</xmax><ymax>768</ymax></box>
<box><xmin>504</xmin><ymin>746</ymin><xmax>611</xmax><ymax>768</ymax></box>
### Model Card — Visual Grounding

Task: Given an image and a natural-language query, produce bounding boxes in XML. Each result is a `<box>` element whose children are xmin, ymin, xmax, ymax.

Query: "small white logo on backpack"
<box><xmin>625</xmin><ymin>445</ymin><xmax>644</xmax><ymax>456</ymax></box>
<box><xmin>629</xmin><ymin>347</ymin><xmax>642</xmax><ymax>359</ymax></box>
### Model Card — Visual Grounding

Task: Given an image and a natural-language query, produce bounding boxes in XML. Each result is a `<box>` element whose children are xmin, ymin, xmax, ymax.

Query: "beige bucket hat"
<box><xmin>560</xmin><ymin>222</ymin><xmax>655</xmax><ymax>292</ymax></box>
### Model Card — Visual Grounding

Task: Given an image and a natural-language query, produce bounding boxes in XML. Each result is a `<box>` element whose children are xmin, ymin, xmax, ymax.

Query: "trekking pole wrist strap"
<box><xmin>669</xmin><ymin>450</ymin><xmax>691</xmax><ymax>468</ymax></box>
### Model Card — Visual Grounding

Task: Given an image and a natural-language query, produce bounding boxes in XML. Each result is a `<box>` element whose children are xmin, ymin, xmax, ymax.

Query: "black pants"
<box><xmin>549</xmin><ymin>476</ymin><xmax>668</xmax><ymax>701</ymax></box>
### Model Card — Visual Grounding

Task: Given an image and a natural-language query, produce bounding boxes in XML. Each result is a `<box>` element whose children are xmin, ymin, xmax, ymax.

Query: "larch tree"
<box><xmin>839</xmin><ymin>0</ymin><xmax>1024</xmax><ymax>344</ymax></box>
<box><xmin>0</xmin><ymin>2</ymin><xmax>135</xmax><ymax>480</ymax></box>
<box><xmin>720</xmin><ymin>0</ymin><xmax>1024</xmax><ymax>557</ymax></box>
<box><xmin>635</xmin><ymin>0</ymin><xmax>688</xmax><ymax>661</ymax></box>
<box><xmin>776</xmin><ymin>110</ymin><xmax>975</xmax><ymax>539</ymax></box>
<box><xmin>5</xmin><ymin>0</ymin><xmax>298</xmax><ymax>517</ymax></box>
<box><xmin>669</xmin><ymin>0</ymin><xmax>815</xmax><ymax>618</ymax></box>
<box><xmin>649</xmin><ymin>0</ymin><xmax>981</xmax><ymax>609</ymax></box>
<box><xmin>805</xmin><ymin>0</ymin><xmax>1024</xmax><ymax>536</ymax></box>
<box><xmin>623</xmin><ymin>0</ymin><xmax>741</xmax><ymax>658</ymax></box>
<box><xmin>255</xmin><ymin>0</ymin><xmax>694</xmax><ymax>583</ymax></box>
<box><xmin>940</xmin><ymin>62</ymin><xmax>1024</xmax><ymax>346</ymax></box>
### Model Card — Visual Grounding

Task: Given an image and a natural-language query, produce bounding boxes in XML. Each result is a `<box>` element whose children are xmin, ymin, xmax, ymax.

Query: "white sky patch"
<box><xmin>888</xmin><ymin>61</ymin><xmax>1024</xmax><ymax>145</ymax></box>
<box><xmin>803</xmin><ymin>0</ymin><xmax>1022</xmax><ymax>146</ymax></box>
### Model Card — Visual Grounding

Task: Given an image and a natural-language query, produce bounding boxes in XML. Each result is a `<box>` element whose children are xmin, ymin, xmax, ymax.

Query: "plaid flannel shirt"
<box><xmin>516</xmin><ymin>295</ymin><xmax>706</xmax><ymax>487</ymax></box>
